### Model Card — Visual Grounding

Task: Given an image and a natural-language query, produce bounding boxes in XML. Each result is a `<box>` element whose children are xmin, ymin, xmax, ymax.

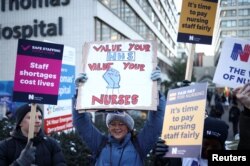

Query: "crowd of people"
<box><xmin>207</xmin><ymin>87</ymin><xmax>242</xmax><ymax>138</ymax></box>
<box><xmin>0</xmin><ymin>66</ymin><xmax>249</xmax><ymax>165</ymax></box>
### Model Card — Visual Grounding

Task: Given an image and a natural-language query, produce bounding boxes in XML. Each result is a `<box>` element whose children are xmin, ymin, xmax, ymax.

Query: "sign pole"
<box><xmin>28</xmin><ymin>103</ymin><xmax>37</xmax><ymax>140</ymax></box>
<box><xmin>185</xmin><ymin>44</ymin><xmax>195</xmax><ymax>81</ymax></box>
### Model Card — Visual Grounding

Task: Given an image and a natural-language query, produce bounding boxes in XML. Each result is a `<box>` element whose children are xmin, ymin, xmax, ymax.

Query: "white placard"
<box><xmin>76</xmin><ymin>40</ymin><xmax>158</xmax><ymax>111</ymax></box>
<box><xmin>213</xmin><ymin>37</ymin><xmax>250</xmax><ymax>88</ymax></box>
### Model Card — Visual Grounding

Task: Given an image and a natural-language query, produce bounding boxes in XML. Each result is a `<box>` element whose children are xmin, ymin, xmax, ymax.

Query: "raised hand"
<box><xmin>233</xmin><ymin>83</ymin><xmax>250</xmax><ymax>109</ymax></box>
<box><xmin>75</xmin><ymin>73</ymin><xmax>88</xmax><ymax>87</ymax></box>
<box><xmin>151</xmin><ymin>66</ymin><xmax>161</xmax><ymax>91</ymax></box>
<box><xmin>155</xmin><ymin>138</ymin><xmax>169</xmax><ymax>157</ymax></box>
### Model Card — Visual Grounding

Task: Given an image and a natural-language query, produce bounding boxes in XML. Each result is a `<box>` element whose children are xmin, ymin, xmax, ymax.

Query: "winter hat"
<box><xmin>203</xmin><ymin>117</ymin><xmax>229</xmax><ymax>147</ymax></box>
<box><xmin>15</xmin><ymin>104</ymin><xmax>43</xmax><ymax>128</ymax></box>
<box><xmin>106</xmin><ymin>111</ymin><xmax>134</xmax><ymax>130</ymax></box>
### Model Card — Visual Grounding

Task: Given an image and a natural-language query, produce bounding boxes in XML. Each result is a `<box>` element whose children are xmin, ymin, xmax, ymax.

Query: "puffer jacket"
<box><xmin>0</xmin><ymin>128</ymin><xmax>66</xmax><ymax>166</ymax></box>
<box><xmin>73</xmin><ymin>92</ymin><xmax>166</xmax><ymax>166</ymax></box>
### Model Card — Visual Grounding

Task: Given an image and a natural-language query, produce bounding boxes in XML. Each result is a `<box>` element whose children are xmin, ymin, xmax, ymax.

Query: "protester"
<box><xmin>0</xmin><ymin>104</ymin><xmax>67</xmax><ymax>166</ymax></box>
<box><xmin>73</xmin><ymin>67</ymin><xmax>166</xmax><ymax>165</ymax></box>
<box><xmin>214</xmin><ymin>90</ymin><xmax>221</xmax><ymax>104</ymax></box>
<box><xmin>181</xmin><ymin>117</ymin><xmax>228</xmax><ymax>166</ymax></box>
<box><xmin>228</xmin><ymin>96</ymin><xmax>241</xmax><ymax>136</ymax></box>
<box><xmin>233</xmin><ymin>83</ymin><xmax>250</xmax><ymax>150</ymax></box>
<box><xmin>153</xmin><ymin>117</ymin><xmax>229</xmax><ymax>166</ymax></box>
<box><xmin>206</xmin><ymin>90</ymin><xmax>212</xmax><ymax>107</ymax></box>
<box><xmin>209</xmin><ymin>102</ymin><xmax>224</xmax><ymax>119</ymax></box>
<box><xmin>221</xmin><ymin>93</ymin><xmax>227</xmax><ymax>104</ymax></box>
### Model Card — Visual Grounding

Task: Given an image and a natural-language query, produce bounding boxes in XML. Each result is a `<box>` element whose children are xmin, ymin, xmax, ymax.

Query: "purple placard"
<box><xmin>13</xmin><ymin>39</ymin><xmax>64</xmax><ymax>104</ymax></box>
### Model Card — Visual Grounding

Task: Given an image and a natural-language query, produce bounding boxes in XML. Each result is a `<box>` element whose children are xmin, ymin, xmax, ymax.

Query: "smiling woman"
<box><xmin>106</xmin><ymin>112</ymin><xmax>132</xmax><ymax>141</ymax></box>
<box><xmin>106</xmin><ymin>112</ymin><xmax>134</xmax><ymax>131</ymax></box>
<box><xmin>73</xmin><ymin>67</ymin><xmax>166</xmax><ymax>166</ymax></box>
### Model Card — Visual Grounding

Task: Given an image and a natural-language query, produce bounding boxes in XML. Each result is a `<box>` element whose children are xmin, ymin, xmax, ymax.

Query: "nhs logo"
<box><xmin>172</xmin><ymin>147</ymin><xmax>178</xmax><ymax>154</ymax></box>
<box><xmin>231</xmin><ymin>43</ymin><xmax>250</xmax><ymax>62</ymax></box>
<box><xmin>28</xmin><ymin>94</ymin><xmax>35</xmax><ymax>100</ymax></box>
<box><xmin>189</xmin><ymin>35</ymin><xmax>194</xmax><ymax>41</ymax></box>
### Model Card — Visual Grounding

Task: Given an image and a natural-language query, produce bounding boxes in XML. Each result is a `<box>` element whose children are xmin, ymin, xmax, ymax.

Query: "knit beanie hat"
<box><xmin>15</xmin><ymin>104</ymin><xmax>43</xmax><ymax>128</ymax></box>
<box><xmin>203</xmin><ymin>117</ymin><xmax>229</xmax><ymax>147</ymax></box>
<box><xmin>106</xmin><ymin>111</ymin><xmax>134</xmax><ymax>130</ymax></box>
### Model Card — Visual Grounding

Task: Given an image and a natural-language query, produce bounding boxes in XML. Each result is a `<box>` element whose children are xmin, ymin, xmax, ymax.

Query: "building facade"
<box><xmin>193</xmin><ymin>52</ymin><xmax>216</xmax><ymax>89</ymax></box>
<box><xmin>0</xmin><ymin>0</ymin><xmax>179</xmax><ymax>82</ymax></box>
<box><xmin>214</xmin><ymin>0</ymin><xmax>250</xmax><ymax>64</ymax></box>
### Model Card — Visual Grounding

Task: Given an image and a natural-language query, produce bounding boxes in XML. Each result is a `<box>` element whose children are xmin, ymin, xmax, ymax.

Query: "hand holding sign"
<box><xmin>155</xmin><ymin>138</ymin><xmax>169</xmax><ymax>157</ymax></box>
<box><xmin>233</xmin><ymin>83</ymin><xmax>250</xmax><ymax>109</ymax></box>
<box><xmin>75</xmin><ymin>73</ymin><xmax>88</xmax><ymax>87</ymax></box>
<box><xmin>76</xmin><ymin>40</ymin><xmax>157</xmax><ymax>110</ymax></box>
<box><xmin>16</xmin><ymin>139</ymin><xmax>36</xmax><ymax>166</ymax></box>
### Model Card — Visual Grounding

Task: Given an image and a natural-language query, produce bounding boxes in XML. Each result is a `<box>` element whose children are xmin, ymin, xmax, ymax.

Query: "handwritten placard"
<box><xmin>76</xmin><ymin>40</ymin><xmax>158</xmax><ymax>111</ymax></box>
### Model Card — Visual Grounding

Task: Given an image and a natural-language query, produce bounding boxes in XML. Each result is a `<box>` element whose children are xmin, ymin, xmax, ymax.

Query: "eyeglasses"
<box><xmin>109</xmin><ymin>122</ymin><xmax>126</xmax><ymax>128</ymax></box>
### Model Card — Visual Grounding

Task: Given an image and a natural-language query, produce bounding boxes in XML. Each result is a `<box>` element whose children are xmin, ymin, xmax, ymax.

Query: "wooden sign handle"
<box><xmin>185</xmin><ymin>44</ymin><xmax>195</xmax><ymax>81</ymax></box>
<box><xmin>28</xmin><ymin>103</ymin><xmax>37</xmax><ymax>140</ymax></box>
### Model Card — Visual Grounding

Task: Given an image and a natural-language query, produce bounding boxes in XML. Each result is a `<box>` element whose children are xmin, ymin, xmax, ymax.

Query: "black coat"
<box><xmin>0</xmin><ymin>128</ymin><xmax>66</xmax><ymax>166</ymax></box>
<box><xmin>238</xmin><ymin>107</ymin><xmax>250</xmax><ymax>150</ymax></box>
<box><xmin>229</xmin><ymin>105</ymin><xmax>240</xmax><ymax>122</ymax></box>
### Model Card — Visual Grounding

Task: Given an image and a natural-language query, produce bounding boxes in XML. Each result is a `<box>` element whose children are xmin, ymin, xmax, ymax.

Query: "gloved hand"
<box><xmin>233</xmin><ymin>83</ymin><xmax>250</xmax><ymax>109</ymax></box>
<box><xmin>151</xmin><ymin>66</ymin><xmax>161</xmax><ymax>90</ymax></box>
<box><xmin>16</xmin><ymin>140</ymin><xmax>36</xmax><ymax>166</ymax></box>
<box><xmin>155</xmin><ymin>138</ymin><xmax>169</xmax><ymax>157</ymax></box>
<box><xmin>103</xmin><ymin>68</ymin><xmax>120</xmax><ymax>89</ymax></box>
<box><xmin>75</xmin><ymin>73</ymin><xmax>88</xmax><ymax>87</ymax></box>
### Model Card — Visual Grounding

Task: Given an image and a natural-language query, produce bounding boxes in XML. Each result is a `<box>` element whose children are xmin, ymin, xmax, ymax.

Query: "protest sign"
<box><xmin>76</xmin><ymin>40</ymin><xmax>157</xmax><ymax>111</ymax></box>
<box><xmin>213</xmin><ymin>37</ymin><xmax>250</xmax><ymax>88</ymax></box>
<box><xmin>44</xmin><ymin>45</ymin><xmax>75</xmax><ymax>134</ymax></box>
<box><xmin>177</xmin><ymin>0</ymin><xmax>218</xmax><ymax>44</ymax></box>
<box><xmin>161</xmin><ymin>83</ymin><xmax>207</xmax><ymax>158</ymax></box>
<box><xmin>13</xmin><ymin>39</ymin><xmax>64</xmax><ymax>104</ymax></box>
